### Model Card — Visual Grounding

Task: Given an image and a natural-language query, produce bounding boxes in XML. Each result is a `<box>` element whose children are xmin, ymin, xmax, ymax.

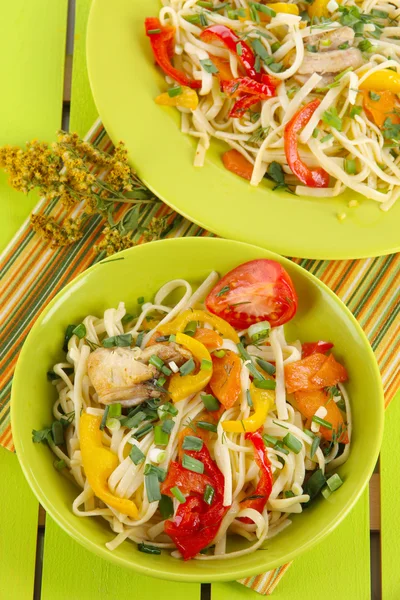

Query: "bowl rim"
<box><xmin>11</xmin><ymin>237</ymin><xmax>385</xmax><ymax>582</ymax></box>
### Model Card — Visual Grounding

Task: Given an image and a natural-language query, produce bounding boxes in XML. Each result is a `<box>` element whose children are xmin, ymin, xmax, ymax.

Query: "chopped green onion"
<box><xmin>322</xmin><ymin>107</ymin><xmax>342</xmax><ymax>131</ymax></box>
<box><xmin>161</xmin><ymin>365</ymin><xmax>172</xmax><ymax>376</ymax></box>
<box><xmin>156</xmin><ymin>335</ymin><xmax>170</xmax><ymax>343</ymax></box>
<box><xmin>251</xmin><ymin>2</ymin><xmax>275</xmax><ymax>16</ymax></box>
<box><xmin>158</xmin><ymin>402</ymin><xmax>178</xmax><ymax>420</ymax></box>
<box><xmin>326</xmin><ymin>473</ymin><xmax>343</xmax><ymax>491</ymax></box>
<box><xmin>371</xmin><ymin>8</ymin><xmax>388</xmax><ymax>17</ymax></box>
<box><xmin>213</xmin><ymin>349</ymin><xmax>226</xmax><ymax>358</ymax></box>
<box><xmin>246</xmin><ymin>389</ymin><xmax>253</xmax><ymax>408</ymax></box>
<box><xmin>100</xmin><ymin>406</ymin><xmax>110</xmax><ymax>431</ymax></box>
<box><xmin>135</xmin><ymin>331</ymin><xmax>145</xmax><ymax>347</ymax></box>
<box><xmin>304</xmin><ymin>428</ymin><xmax>315</xmax><ymax>439</ymax></box>
<box><xmin>310</xmin><ymin>435</ymin><xmax>321</xmax><ymax>458</ymax></box>
<box><xmin>197</xmin><ymin>421</ymin><xmax>217</xmax><ymax>432</ymax></box>
<box><xmin>249</xmin><ymin>3</ymin><xmax>260</xmax><ymax>21</ymax></box>
<box><xmin>306</xmin><ymin>44</ymin><xmax>318</xmax><ymax>52</ymax></box>
<box><xmin>321</xmin><ymin>133</ymin><xmax>334</xmax><ymax>143</ymax></box>
<box><xmin>161</xmin><ymin>418</ymin><xmax>175</xmax><ymax>434</ymax></box>
<box><xmin>369</xmin><ymin>91</ymin><xmax>381</xmax><ymax>102</ymax></box>
<box><xmin>102</xmin><ymin>333</ymin><xmax>132</xmax><ymax>348</ymax></box>
<box><xmin>254</xmin><ymin>379</ymin><xmax>276</xmax><ymax>390</ymax></box>
<box><xmin>106</xmin><ymin>418</ymin><xmax>121</xmax><ymax>432</ymax></box>
<box><xmin>147</xmin><ymin>29</ymin><xmax>161</xmax><ymax>35</ymax></box>
<box><xmin>275</xmin><ymin>441</ymin><xmax>289</xmax><ymax>455</ymax></box>
<box><xmin>138</xmin><ymin>542</ymin><xmax>161</xmax><ymax>555</ymax></box>
<box><xmin>312</xmin><ymin>415</ymin><xmax>333</xmax><ymax>429</ymax></box>
<box><xmin>137</xmin><ymin>296</ymin><xmax>145</xmax><ymax>305</ymax></box>
<box><xmin>200</xmin><ymin>58</ymin><xmax>219</xmax><ymax>73</ymax></box>
<box><xmin>121</xmin><ymin>410</ymin><xmax>146</xmax><ymax>429</ymax></box>
<box><xmin>321</xmin><ymin>485</ymin><xmax>332</xmax><ymax>499</ymax></box>
<box><xmin>108</xmin><ymin>403</ymin><xmax>121</xmax><ymax>418</ymax></box>
<box><xmin>344</xmin><ymin>159</ymin><xmax>357</xmax><ymax>174</ymax></box>
<box><xmin>358</xmin><ymin>39</ymin><xmax>373</xmax><ymax>52</ymax></box>
<box><xmin>273</xmin><ymin>420</ymin><xmax>289</xmax><ymax>430</ymax></box>
<box><xmin>350</xmin><ymin>105</ymin><xmax>362</xmax><ymax>119</ymax></box>
<box><xmin>54</xmin><ymin>459</ymin><xmax>66</xmax><ymax>471</ymax></box>
<box><xmin>154</xmin><ymin>425</ymin><xmax>169</xmax><ymax>446</ymax></box>
<box><xmin>171</xmin><ymin>486</ymin><xmax>186</xmax><ymax>503</ymax></box>
<box><xmin>236</xmin><ymin>42</ymin><xmax>243</xmax><ymax>56</ymax></box>
<box><xmin>184</xmin><ymin>321</ymin><xmax>197</xmax><ymax>336</ymax></box>
<box><xmin>182</xmin><ymin>453</ymin><xmax>204</xmax><ymax>474</ymax></box>
<box><xmin>320</xmin><ymin>38</ymin><xmax>332</xmax><ymax>47</ymax></box>
<box><xmin>263</xmin><ymin>434</ymin><xmax>278</xmax><ymax>446</ymax></box>
<box><xmin>149</xmin><ymin>354</ymin><xmax>165</xmax><ymax>370</ymax></box>
<box><xmin>284</xmin><ymin>490</ymin><xmax>295</xmax><ymax>498</ymax></box>
<box><xmin>255</xmin><ymin>358</ymin><xmax>276</xmax><ymax>375</ymax></box>
<box><xmin>180</xmin><ymin>358</ymin><xmax>196</xmax><ymax>376</ymax></box>
<box><xmin>63</xmin><ymin>324</ymin><xmax>76</xmax><ymax>351</ymax></box>
<box><xmin>204</xmin><ymin>484</ymin><xmax>215</xmax><ymax>505</ymax></box>
<box><xmin>72</xmin><ymin>323</ymin><xmax>86</xmax><ymax>339</ymax></box>
<box><xmin>144</xmin><ymin>464</ymin><xmax>166</xmax><ymax>481</ymax></box>
<box><xmin>338</xmin><ymin>41</ymin><xmax>350</xmax><ymax>50</ymax></box>
<box><xmin>145</xmin><ymin>472</ymin><xmax>161</xmax><ymax>503</ymax></box>
<box><xmin>133</xmin><ymin>423</ymin><xmax>154</xmax><ymax>439</ymax></box>
<box><xmin>156</xmin><ymin>376</ymin><xmax>167</xmax><ymax>387</ymax></box>
<box><xmin>251</xmin><ymin>39</ymin><xmax>269</xmax><ymax>61</ymax></box>
<box><xmin>182</xmin><ymin>435</ymin><xmax>204</xmax><ymax>451</ymax></box>
<box><xmin>271</xmin><ymin>42</ymin><xmax>281</xmax><ymax>53</ymax></box>
<box><xmin>201</xmin><ymin>358</ymin><xmax>213</xmax><ymax>371</ymax></box>
<box><xmin>312</xmin><ymin>127</ymin><xmax>320</xmax><ymax>138</ymax></box>
<box><xmin>149</xmin><ymin>448</ymin><xmax>167</xmax><ymax>464</ymax></box>
<box><xmin>159</xmin><ymin>494</ymin><xmax>174</xmax><ymax>518</ymax></box>
<box><xmin>122</xmin><ymin>313</ymin><xmax>135</xmax><ymax>325</ymax></box>
<box><xmin>197</xmin><ymin>0</ymin><xmax>213</xmax><ymax>7</ymax></box>
<box><xmin>169</xmin><ymin>334</ymin><xmax>176</xmax><ymax>343</ymax></box>
<box><xmin>237</xmin><ymin>343</ymin><xmax>264</xmax><ymax>381</ymax></box>
<box><xmin>130</xmin><ymin>445</ymin><xmax>145</xmax><ymax>465</ymax></box>
<box><xmin>269</xmin><ymin>62</ymin><xmax>283</xmax><ymax>73</ymax></box>
<box><xmin>248</xmin><ymin>321</ymin><xmax>270</xmax><ymax>343</ymax></box>
<box><xmin>283</xmin><ymin>432</ymin><xmax>302</xmax><ymax>454</ymax></box>
<box><xmin>201</xmin><ymin>393</ymin><xmax>220</xmax><ymax>411</ymax></box>
<box><xmin>167</xmin><ymin>86</ymin><xmax>182</xmax><ymax>98</ymax></box>
<box><xmin>303</xmin><ymin>468</ymin><xmax>326</xmax><ymax>502</ymax></box>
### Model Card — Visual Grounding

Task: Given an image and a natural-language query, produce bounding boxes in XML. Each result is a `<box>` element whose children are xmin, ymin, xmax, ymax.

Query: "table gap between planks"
<box><xmin>0</xmin><ymin>0</ymin><xmax>398</xmax><ymax>598</ymax></box>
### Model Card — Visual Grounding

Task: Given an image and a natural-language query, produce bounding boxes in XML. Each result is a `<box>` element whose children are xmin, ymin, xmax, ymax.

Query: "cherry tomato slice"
<box><xmin>205</xmin><ymin>259</ymin><xmax>298</xmax><ymax>329</ymax></box>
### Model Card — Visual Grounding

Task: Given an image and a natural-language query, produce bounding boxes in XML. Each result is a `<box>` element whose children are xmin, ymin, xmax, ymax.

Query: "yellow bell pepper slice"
<box><xmin>158</xmin><ymin>309</ymin><xmax>239</xmax><ymax>343</ymax></box>
<box><xmin>168</xmin><ymin>332</ymin><xmax>213</xmax><ymax>402</ymax></box>
<box><xmin>222</xmin><ymin>383</ymin><xmax>275</xmax><ymax>433</ymax></box>
<box><xmin>155</xmin><ymin>86</ymin><xmax>198</xmax><ymax>110</ymax></box>
<box><xmin>359</xmin><ymin>69</ymin><xmax>400</xmax><ymax>93</ymax></box>
<box><xmin>308</xmin><ymin>0</ymin><xmax>329</xmax><ymax>19</ymax></box>
<box><xmin>80</xmin><ymin>413</ymin><xmax>139</xmax><ymax>519</ymax></box>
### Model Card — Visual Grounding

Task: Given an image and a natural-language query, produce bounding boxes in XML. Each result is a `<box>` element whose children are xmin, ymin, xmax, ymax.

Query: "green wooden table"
<box><xmin>0</xmin><ymin>2</ymin><xmax>398</xmax><ymax>598</ymax></box>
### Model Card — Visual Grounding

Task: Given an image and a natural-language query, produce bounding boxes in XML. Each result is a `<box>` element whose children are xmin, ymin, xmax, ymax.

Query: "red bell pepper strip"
<box><xmin>302</xmin><ymin>341</ymin><xmax>334</xmax><ymax>358</ymax></box>
<box><xmin>200</xmin><ymin>25</ymin><xmax>258</xmax><ymax>80</ymax></box>
<box><xmin>160</xmin><ymin>461</ymin><xmax>214</xmax><ymax>497</ymax></box>
<box><xmin>230</xmin><ymin>94</ymin><xmax>261</xmax><ymax>118</ymax></box>
<box><xmin>284</xmin><ymin>99</ymin><xmax>330</xmax><ymax>188</ymax></box>
<box><xmin>222</xmin><ymin>76</ymin><xmax>277</xmax><ymax>100</ymax></box>
<box><xmin>239</xmin><ymin>431</ymin><xmax>273</xmax><ymax>523</ymax></box>
<box><xmin>163</xmin><ymin>443</ymin><xmax>229</xmax><ymax>560</ymax></box>
<box><xmin>145</xmin><ymin>18</ymin><xmax>201</xmax><ymax>89</ymax></box>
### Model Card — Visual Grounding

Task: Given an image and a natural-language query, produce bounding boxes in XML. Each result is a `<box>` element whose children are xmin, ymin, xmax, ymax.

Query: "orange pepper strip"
<box><xmin>80</xmin><ymin>413</ymin><xmax>139</xmax><ymax>518</ymax></box>
<box><xmin>209</xmin><ymin>350</ymin><xmax>242</xmax><ymax>409</ymax></box>
<box><xmin>294</xmin><ymin>389</ymin><xmax>349</xmax><ymax>443</ymax></box>
<box><xmin>284</xmin><ymin>353</ymin><xmax>327</xmax><ymax>394</ymax></box>
<box><xmin>193</xmin><ymin>328</ymin><xmax>223</xmax><ymax>350</ymax></box>
<box><xmin>222</xmin><ymin>149</ymin><xmax>254</xmax><ymax>181</ymax></box>
<box><xmin>362</xmin><ymin>90</ymin><xmax>400</xmax><ymax>128</ymax></box>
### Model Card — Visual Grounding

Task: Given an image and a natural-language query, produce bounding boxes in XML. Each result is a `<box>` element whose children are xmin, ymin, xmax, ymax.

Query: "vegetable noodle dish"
<box><xmin>145</xmin><ymin>0</ymin><xmax>400</xmax><ymax>210</ymax></box>
<box><xmin>34</xmin><ymin>260</ymin><xmax>351</xmax><ymax>561</ymax></box>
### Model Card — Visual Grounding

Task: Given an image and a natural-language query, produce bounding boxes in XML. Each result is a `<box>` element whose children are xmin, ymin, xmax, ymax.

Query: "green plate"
<box><xmin>86</xmin><ymin>0</ymin><xmax>400</xmax><ymax>260</ymax></box>
<box><xmin>12</xmin><ymin>238</ymin><xmax>384</xmax><ymax>582</ymax></box>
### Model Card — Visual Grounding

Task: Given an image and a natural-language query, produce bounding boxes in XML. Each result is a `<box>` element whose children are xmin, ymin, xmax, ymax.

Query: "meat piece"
<box><xmin>304</xmin><ymin>26</ymin><xmax>355</xmax><ymax>52</ymax></box>
<box><xmin>140</xmin><ymin>342</ymin><xmax>191</xmax><ymax>366</ymax></box>
<box><xmin>297</xmin><ymin>48</ymin><xmax>363</xmax><ymax>75</ymax></box>
<box><xmin>87</xmin><ymin>347</ymin><xmax>158</xmax><ymax>405</ymax></box>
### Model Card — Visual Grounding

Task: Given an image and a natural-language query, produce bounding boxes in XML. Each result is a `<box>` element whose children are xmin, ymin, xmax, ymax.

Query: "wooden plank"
<box><xmin>213</xmin><ymin>491</ymin><xmax>371</xmax><ymax>600</ymax></box>
<box><xmin>0</xmin><ymin>449</ymin><xmax>39</xmax><ymax>600</ymax></box>
<box><xmin>69</xmin><ymin>0</ymin><xmax>98</xmax><ymax>135</ymax></box>
<box><xmin>0</xmin><ymin>0</ymin><xmax>68</xmax><ymax>249</ymax></box>
<box><xmin>41</xmin><ymin>516</ymin><xmax>200</xmax><ymax>600</ymax></box>
<box><xmin>381</xmin><ymin>390</ymin><xmax>400</xmax><ymax>600</ymax></box>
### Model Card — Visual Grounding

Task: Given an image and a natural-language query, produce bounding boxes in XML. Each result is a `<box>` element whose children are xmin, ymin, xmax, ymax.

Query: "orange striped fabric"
<box><xmin>0</xmin><ymin>120</ymin><xmax>398</xmax><ymax>595</ymax></box>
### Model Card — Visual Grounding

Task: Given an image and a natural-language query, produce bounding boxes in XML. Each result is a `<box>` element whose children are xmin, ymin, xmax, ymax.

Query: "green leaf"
<box><xmin>32</xmin><ymin>427</ymin><xmax>52</xmax><ymax>444</ymax></box>
<box><xmin>102</xmin><ymin>333</ymin><xmax>132</xmax><ymax>347</ymax></box>
<box><xmin>118</xmin><ymin>206</ymin><xmax>141</xmax><ymax>235</ymax></box>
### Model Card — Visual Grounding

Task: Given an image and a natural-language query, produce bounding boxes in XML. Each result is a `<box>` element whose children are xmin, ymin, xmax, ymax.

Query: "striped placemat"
<box><xmin>0</xmin><ymin>119</ymin><xmax>398</xmax><ymax>595</ymax></box>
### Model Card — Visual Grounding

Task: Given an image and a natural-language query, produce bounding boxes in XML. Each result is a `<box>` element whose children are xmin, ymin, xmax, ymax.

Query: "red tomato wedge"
<box><xmin>205</xmin><ymin>259</ymin><xmax>298</xmax><ymax>329</ymax></box>
<box><xmin>302</xmin><ymin>341</ymin><xmax>334</xmax><ymax>358</ymax></box>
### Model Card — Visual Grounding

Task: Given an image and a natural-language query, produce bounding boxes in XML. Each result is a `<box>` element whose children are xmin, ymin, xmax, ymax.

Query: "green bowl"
<box><xmin>11</xmin><ymin>238</ymin><xmax>384</xmax><ymax>582</ymax></box>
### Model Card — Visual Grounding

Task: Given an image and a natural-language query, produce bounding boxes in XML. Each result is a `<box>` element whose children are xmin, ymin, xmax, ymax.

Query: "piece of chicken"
<box><xmin>296</xmin><ymin>47</ymin><xmax>363</xmax><ymax>75</ymax></box>
<box><xmin>304</xmin><ymin>26</ymin><xmax>355</xmax><ymax>52</ymax></box>
<box><xmin>87</xmin><ymin>342</ymin><xmax>191</xmax><ymax>407</ymax></box>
